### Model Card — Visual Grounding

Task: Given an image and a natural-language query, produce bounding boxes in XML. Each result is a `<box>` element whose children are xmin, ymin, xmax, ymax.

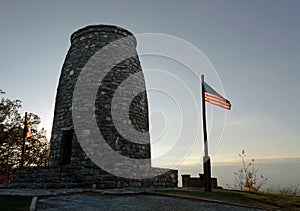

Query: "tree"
<box><xmin>0</xmin><ymin>89</ymin><xmax>49</xmax><ymax>184</ymax></box>
<box><xmin>233</xmin><ymin>149</ymin><xmax>267</xmax><ymax>192</ymax></box>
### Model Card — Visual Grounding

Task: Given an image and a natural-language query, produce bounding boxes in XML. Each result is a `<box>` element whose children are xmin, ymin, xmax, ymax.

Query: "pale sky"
<box><xmin>1</xmin><ymin>0</ymin><xmax>299</xmax><ymax>187</ymax></box>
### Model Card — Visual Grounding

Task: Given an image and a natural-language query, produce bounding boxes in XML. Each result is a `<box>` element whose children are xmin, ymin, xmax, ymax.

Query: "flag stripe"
<box><xmin>205</xmin><ymin>96</ymin><xmax>230</xmax><ymax>106</ymax></box>
<box><xmin>205</xmin><ymin>96</ymin><xmax>231</xmax><ymax>110</ymax></box>
<box><xmin>205</xmin><ymin>93</ymin><xmax>227</xmax><ymax>104</ymax></box>
<box><xmin>205</xmin><ymin>99</ymin><xmax>231</xmax><ymax>109</ymax></box>
<box><xmin>205</xmin><ymin>96</ymin><xmax>230</xmax><ymax>105</ymax></box>
<box><xmin>205</xmin><ymin>97</ymin><xmax>230</xmax><ymax>108</ymax></box>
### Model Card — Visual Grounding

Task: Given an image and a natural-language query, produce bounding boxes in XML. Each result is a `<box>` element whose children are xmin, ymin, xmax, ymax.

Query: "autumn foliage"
<box><xmin>0</xmin><ymin>90</ymin><xmax>49</xmax><ymax>184</ymax></box>
<box><xmin>233</xmin><ymin>149</ymin><xmax>268</xmax><ymax>192</ymax></box>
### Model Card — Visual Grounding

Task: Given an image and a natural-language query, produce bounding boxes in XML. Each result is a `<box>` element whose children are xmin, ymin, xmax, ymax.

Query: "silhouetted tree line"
<box><xmin>0</xmin><ymin>89</ymin><xmax>49</xmax><ymax>184</ymax></box>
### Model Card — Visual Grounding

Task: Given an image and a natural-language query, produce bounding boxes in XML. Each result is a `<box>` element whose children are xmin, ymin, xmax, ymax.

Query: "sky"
<box><xmin>1</xmin><ymin>0</ymin><xmax>299</xmax><ymax>188</ymax></box>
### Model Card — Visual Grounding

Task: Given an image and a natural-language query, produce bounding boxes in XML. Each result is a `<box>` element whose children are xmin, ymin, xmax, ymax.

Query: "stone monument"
<box><xmin>13</xmin><ymin>25</ymin><xmax>177</xmax><ymax>188</ymax></box>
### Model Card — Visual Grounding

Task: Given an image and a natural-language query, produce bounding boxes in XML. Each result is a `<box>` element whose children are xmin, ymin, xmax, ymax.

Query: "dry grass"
<box><xmin>151</xmin><ymin>189</ymin><xmax>300</xmax><ymax>210</ymax></box>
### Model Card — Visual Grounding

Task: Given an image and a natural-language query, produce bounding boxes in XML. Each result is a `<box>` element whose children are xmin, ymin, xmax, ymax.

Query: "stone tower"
<box><xmin>44</xmin><ymin>25</ymin><xmax>177</xmax><ymax>187</ymax></box>
<box><xmin>13</xmin><ymin>25</ymin><xmax>177</xmax><ymax>188</ymax></box>
<box><xmin>49</xmin><ymin>25</ymin><xmax>150</xmax><ymax>166</ymax></box>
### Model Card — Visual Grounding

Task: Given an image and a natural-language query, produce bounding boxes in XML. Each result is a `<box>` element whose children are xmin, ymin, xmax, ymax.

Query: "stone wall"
<box><xmin>13</xmin><ymin>166</ymin><xmax>177</xmax><ymax>189</ymax></box>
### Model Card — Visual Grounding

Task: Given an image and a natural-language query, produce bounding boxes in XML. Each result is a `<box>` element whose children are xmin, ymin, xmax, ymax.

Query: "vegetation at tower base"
<box><xmin>0</xmin><ymin>89</ymin><xmax>49</xmax><ymax>184</ymax></box>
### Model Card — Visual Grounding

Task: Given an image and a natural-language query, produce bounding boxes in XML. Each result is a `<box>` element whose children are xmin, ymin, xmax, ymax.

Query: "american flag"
<box><xmin>26</xmin><ymin>118</ymin><xmax>32</xmax><ymax>138</ymax></box>
<box><xmin>203</xmin><ymin>82</ymin><xmax>231</xmax><ymax>110</ymax></box>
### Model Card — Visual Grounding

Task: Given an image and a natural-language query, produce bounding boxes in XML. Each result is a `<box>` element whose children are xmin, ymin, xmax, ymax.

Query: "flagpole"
<box><xmin>201</xmin><ymin>75</ymin><xmax>212</xmax><ymax>192</ymax></box>
<box><xmin>20</xmin><ymin>112</ymin><xmax>27</xmax><ymax>168</ymax></box>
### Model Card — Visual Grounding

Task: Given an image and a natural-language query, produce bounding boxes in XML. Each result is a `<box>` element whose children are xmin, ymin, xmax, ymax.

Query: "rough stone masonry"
<box><xmin>13</xmin><ymin>25</ymin><xmax>178</xmax><ymax>189</ymax></box>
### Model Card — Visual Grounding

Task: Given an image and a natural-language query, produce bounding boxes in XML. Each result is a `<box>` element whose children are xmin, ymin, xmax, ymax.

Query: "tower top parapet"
<box><xmin>70</xmin><ymin>24</ymin><xmax>136</xmax><ymax>46</ymax></box>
